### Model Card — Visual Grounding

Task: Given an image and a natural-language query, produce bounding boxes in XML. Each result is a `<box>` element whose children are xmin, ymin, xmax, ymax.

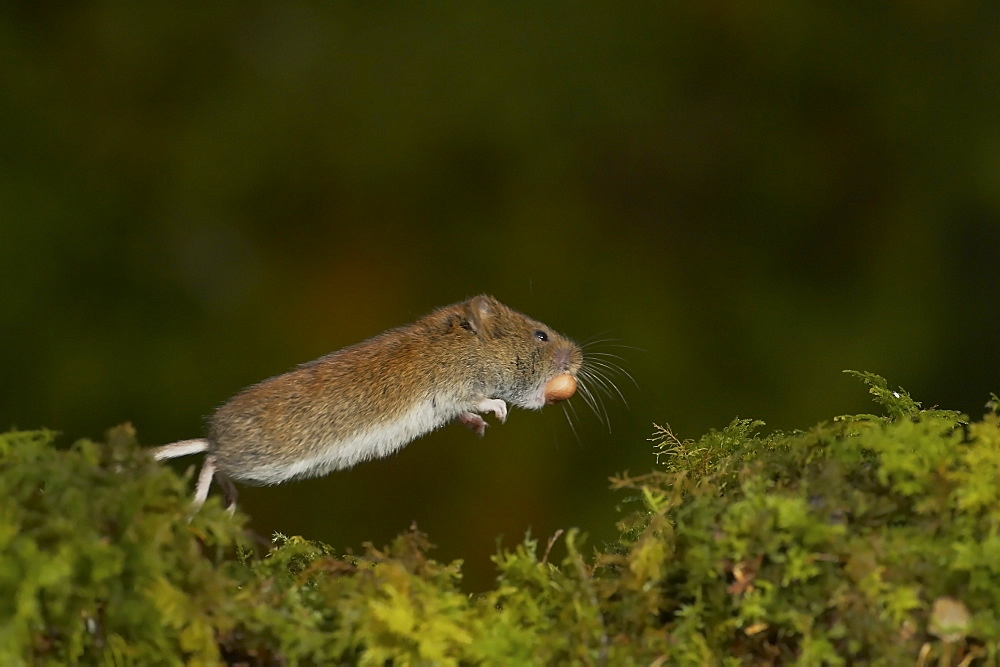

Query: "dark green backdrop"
<box><xmin>3</xmin><ymin>3</ymin><xmax>998</xmax><ymax>589</ymax></box>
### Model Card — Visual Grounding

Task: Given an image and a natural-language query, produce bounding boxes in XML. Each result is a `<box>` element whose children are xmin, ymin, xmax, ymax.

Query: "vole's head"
<box><xmin>451</xmin><ymin>295</ymin><xmax>582</xmax><ymax>409</ymax></box>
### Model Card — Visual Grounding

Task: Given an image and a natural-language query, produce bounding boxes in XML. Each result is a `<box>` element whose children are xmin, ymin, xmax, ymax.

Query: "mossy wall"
<box><xmin>3</xmin><ymin>373</ymin><xmax>999</xmax><ymax>664</ymax></box>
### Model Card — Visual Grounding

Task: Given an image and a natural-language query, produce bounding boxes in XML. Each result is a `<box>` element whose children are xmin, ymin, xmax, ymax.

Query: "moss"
<box><xmin>0</xmin><ymin>425</ymin><xmax>247</xmax><ymax>665</ymax></box>
<box><xmin>3</xmin><ymin>373</ymin><xmax>1000</xmax><ymax>664</ymax></box>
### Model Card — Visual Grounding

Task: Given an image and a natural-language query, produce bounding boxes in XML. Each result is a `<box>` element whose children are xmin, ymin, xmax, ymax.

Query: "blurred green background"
<box><xmin>3</xmin><ymin>3</ymin><xmax>998</xmax><ymax>590</ymax></box>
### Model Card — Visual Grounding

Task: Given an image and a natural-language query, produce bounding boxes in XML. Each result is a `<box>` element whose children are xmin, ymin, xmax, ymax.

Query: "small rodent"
<box><xmin>152</xmin><ymin>295</ymin><xmax>583</xmax><ymax>509</ymax></box>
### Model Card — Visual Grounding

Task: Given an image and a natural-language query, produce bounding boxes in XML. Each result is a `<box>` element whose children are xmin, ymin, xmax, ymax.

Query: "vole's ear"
<box><xmin>465</xmin><ymin>294</ymin><xmax>498</xmax><ymax>334</ymax></box>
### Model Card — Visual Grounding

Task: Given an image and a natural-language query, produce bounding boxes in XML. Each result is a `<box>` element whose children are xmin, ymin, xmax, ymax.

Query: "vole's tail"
<box><xmin>150</xmin><ymin>438</ymin><xmax>209</xmax><ymax>461</ymax></box>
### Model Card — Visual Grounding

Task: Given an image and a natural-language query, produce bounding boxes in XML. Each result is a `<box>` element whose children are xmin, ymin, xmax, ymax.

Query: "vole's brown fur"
<box><xmin>153</xmin><ymin>295</ymin><xmax>582</xmax><ymax>509</ymax></box>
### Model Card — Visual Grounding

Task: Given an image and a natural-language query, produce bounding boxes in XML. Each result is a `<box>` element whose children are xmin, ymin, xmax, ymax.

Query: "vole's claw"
<box><xmin>458</xmin><ymin>412</ymin><xmax>488</xmax><ymax>437</ymax></box>
<box><xmin>476</xmin><ymin>398</ymin><xmax>508</xmax><ymax>423</ymax></box>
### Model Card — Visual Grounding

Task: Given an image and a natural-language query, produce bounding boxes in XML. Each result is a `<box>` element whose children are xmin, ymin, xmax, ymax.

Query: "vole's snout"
<box><xmin>553</xmin><ymin>346</ymin><xmax>577</xmax><ymax>373</ymax></box>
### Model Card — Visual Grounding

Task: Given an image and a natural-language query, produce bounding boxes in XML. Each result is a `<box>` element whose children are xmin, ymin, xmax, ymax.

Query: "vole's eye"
<box><xmin>534</xmin><ymin>330</ymin><xmax>549</xmax><ymax>342</ymax></box>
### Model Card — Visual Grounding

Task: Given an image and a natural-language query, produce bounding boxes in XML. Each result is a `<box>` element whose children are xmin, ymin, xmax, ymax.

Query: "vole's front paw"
<box><xmin>476</xmin><ymin>398</ymin><xmax>508</xmax><ymax>423</ymax></box>
<box><xmin>458</xmin><ymin>412</ymin><xmax>488</xmax><ymax>437</ymax></box>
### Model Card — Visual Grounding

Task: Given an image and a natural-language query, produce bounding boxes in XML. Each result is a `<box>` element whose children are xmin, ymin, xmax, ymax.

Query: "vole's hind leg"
<box><xmin>187</xmin><ymin>456</ymin><xmax>239</xmax><ymax>516</ymax></box>
<box><xmin>216</xmin><ymin>472</ymin><xmax>240</xmax><ymax>514</ymax></box>
<box><xmin>458</xmin><ymin>412</ymin><xmax>488</xmax><ymax>437</ymax></box>
<box><xmin>458</xmin><ymin>398</ymin><xmax>509</xmax><ymax>436</ymax></box>
<box><xmin>191</xmin><ymin>455</ymin><xmax>217</xmax><ymax>510</ymax></box>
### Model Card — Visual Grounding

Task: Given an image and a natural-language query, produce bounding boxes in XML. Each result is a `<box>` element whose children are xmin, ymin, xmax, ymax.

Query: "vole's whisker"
<box><xmin>585</xmin><ymin>359</ymin><xmax>638</xmax><ymax>394</ymax></box>
<box><xmin>585</xmin><ymin>349</ymin><xmax>626</xmax><ymax>359</ymax></box>
<box><xmin>608</xmin><ymin>365</ymin><xmax>639</xmax><ymax>389</ymax></box>
<box><xmin>592</xmin><ymin>389</ymin><xmax>613</xmax><ymax>433</ymax></box>
<box><xmin>585</xmin><ymin>367</ymin><xmax>629</xmax><ymax>411</ymax></box>
<box><xmin>586</xmin><ymin>351</ymin><xmax>634</xmax><ymax>368</ymax></box>
<box><xmin>576</xmin><ymin>381</ymin><xmax>601</xmax><ymax>422</ymax></box>
<box><xmin>562</xmin><ymin>402</ymin><xmax>583</xmax><ymax>445</ymax></box>
<box><xmin>581</xmin><ymin>361</ymin><xmax>616</xmax><ymax>388</ymax></box>
<box><xmin>591</xmin><ymin>373</ymin><xmax>628</xmax><ymax>408</ymax></box>
<box><xmin>580</xmin><ymin>367</ymin><xmax>613</xmax><ymax>397</ymax></box>
<box><xmin>578</xmin><ymin>331</ymin><xmax>617</xmax><ymax>347</ymax></box>
<box><xmin>585</xmin><ymin>351</ymin><xmax>632</xmax><ymax>369</ymax></box>
<box><xmin>581</xmin><ymin>339</ymin><xmax>644</xmax><ymax>353</ymax></box>
<box><xmin>575</xmin><ymin>373</ymin><xmax>607</xmax><ymax>427</ymax></box>
<box><xmin>585</xmin><ymin>358</ymin><xmax>626</xmax><ymax>378</ymax></box>
<box><xmin>576</xmin><ymin>370</ymin><xmax>612</xmax><ymax>432</ymax></box>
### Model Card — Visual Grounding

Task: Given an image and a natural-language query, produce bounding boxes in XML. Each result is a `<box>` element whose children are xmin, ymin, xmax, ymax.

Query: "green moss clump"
<box><xmin>3</xmin><ymin>373</ymin><xmax>1000</xmax><ymax>664</ymax></box>
<box><xmin>0</xmin><ymin>424</ymin><xmax>247</xmax><ymax>664</ymax></box>
<box><xmin>604</xmin><ymin>372</ymin><xmax>1000</xmax><ymax>664</ymax></box>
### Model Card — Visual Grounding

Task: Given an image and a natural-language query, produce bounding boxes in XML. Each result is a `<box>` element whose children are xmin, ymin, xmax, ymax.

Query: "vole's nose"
<box><xmin>553</xmin><ymin>346</ymin><xmax>573</xmax><ymax>372</ymax></box>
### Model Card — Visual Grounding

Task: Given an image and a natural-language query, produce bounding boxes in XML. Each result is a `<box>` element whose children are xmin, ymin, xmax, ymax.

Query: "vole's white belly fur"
<box><xmin>239</xmin><ymin>400</ymin><xmax>449</xmax><ymax>485</ymax></box>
